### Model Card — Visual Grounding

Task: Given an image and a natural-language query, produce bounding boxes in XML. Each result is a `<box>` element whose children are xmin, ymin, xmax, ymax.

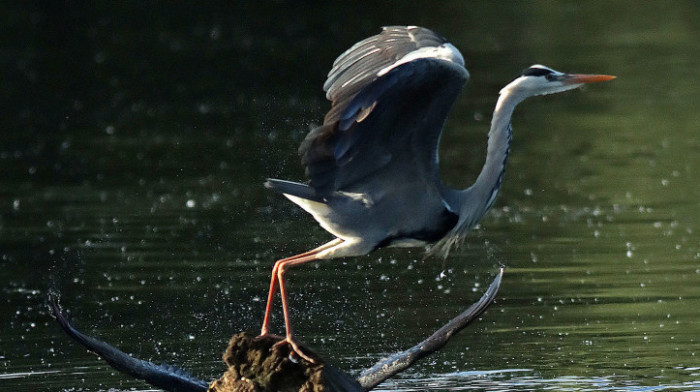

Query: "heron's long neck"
<box><xmin>431</xmin><ymin>89</ymin><xmax>527</xmax><ymax>257</ymax></box>
<box><xmin>460</xmin><ymin>90</ymin><xmax>525</xmax><ymax>224</ymax></box>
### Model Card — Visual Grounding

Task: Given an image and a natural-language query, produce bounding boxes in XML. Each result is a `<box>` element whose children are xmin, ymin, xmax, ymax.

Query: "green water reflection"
<box><xmin>2</xmin><ymin>1</ymin><xmax>700</xmax><ymax>391</ymax></box>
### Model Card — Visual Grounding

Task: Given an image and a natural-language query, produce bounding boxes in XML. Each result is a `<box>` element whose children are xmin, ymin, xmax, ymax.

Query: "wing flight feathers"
<box><xmin>300</xmin><ymin>26</ymin><xmax>469</xmax><ymax>197</ymax></box>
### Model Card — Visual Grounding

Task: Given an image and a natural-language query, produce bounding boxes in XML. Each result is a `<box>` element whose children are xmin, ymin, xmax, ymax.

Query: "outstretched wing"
<box><xmin>300</xmin><ymin>26</ymin><xmax>469</xmax><ymax>197</ymax></box>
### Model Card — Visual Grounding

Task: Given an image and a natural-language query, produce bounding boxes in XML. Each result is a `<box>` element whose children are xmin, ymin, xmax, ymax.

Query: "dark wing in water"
<box><xmin>49</xmin><ymin>294</ymin><xmax>208</xmax><ymax>392</ymax></box>
<box><xmin>300</xmin><ymin>26</ymin><xmax>469</xmax><ymax>196</ymax></box>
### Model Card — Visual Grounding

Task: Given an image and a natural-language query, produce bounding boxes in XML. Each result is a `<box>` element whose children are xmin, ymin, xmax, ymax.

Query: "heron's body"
<box><xmin>267</xmin><ymin>174</ymin><xmax>458</xmax><ymax>255</ymax></box>
<box><xmin>260</xmin><ymin>26</ymin><xmax>614</xmax><ymax>361</ymax></box>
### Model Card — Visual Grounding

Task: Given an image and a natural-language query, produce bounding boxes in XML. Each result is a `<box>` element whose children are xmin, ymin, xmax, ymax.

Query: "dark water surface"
<box><xmin>3</xmin><ymin>2</ymin><xmax>700</xmax><ymax>391</ymax></box>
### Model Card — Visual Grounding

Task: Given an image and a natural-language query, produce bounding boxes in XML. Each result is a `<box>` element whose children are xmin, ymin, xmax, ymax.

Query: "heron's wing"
<box><xmin>301</xmin><ymin>26</ymin><xmax>469</xmax><ymax>196</ymax></box>
<box><xmin>323</xmin><ymin>26</ymin><xmax>459</xmax><ymax>125</ymax></box>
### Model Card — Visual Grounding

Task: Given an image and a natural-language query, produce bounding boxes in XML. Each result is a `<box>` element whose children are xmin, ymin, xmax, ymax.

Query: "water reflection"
<box><xmin>384</xmin><ymin>370</ymin><xmax>700</xmax><ymax>392</ymax></box>
<box><xmin>3</xmin><ymin>1</ymin><xmax>700</xmax><ymax>391</ymax></box>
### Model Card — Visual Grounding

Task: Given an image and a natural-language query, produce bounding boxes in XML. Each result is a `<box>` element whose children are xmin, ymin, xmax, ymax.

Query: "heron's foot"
<box><xmin>271</xmin><ymin>337</ymin><xmax>318</xmax><ymax>364</ymax></box>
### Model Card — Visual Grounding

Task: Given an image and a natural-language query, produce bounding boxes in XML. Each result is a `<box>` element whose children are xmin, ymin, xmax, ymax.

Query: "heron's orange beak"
<box><xmin>564</xmin><ymin>74</ymin><xmax>616</xmax><ymax>84</ymax></box>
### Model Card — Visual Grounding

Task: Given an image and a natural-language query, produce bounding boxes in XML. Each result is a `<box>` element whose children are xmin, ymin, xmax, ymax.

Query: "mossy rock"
<box><xmin>209</xmin><ymin>333</ymin><xmax>359</xmax><ymax>392</ymax></box>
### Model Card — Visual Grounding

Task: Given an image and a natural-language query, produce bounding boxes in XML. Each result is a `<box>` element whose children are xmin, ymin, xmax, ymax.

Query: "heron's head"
<box><xmin>500</xmin><ymin>64</ymin><xmax>615</xmax><ymax>97</ymax></box>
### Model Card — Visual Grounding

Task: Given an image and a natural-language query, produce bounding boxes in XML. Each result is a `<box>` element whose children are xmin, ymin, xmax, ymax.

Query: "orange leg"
<box><xmin>275</xmin><ymin>253</ymin><xmax>322</xmax><ymax>363</ymax></box>
<box><xmin>258</xmin><ymin>239</ymin><xmax>343</xmax><ymax>363</ymax></box>
<box><xmin>260</xmin><ymin>239</ymin><xmax>342</xmax><ymax>336</ymax></box>
<box><xmin>260</xmin><ymin>253</ymin><xmax>309</xmax><ymax>336</ymax></box>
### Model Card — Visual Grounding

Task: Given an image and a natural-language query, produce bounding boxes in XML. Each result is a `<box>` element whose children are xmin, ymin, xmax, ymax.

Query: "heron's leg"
<box><xmin>260</xmin><ymin>257</ymin><xmax>293</xmax><ymax>336</ymax></box>
<box><xmin>272</xmin><ymin>238</ymin><xmax>368</xmax><ymax>363</ymax></box>
<box><xmin>260</xmin><ymin>238</ymin><xmax>342</xmax><ymax>336</ymax></box>
<box><xmin>275</xmin><ymin>253</ymin><xmax>324</xmax><ymax>363</ymax></box>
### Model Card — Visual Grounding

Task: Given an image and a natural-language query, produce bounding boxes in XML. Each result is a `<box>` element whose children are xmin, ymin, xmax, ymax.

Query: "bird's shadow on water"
<box><xmin>378</xmin><ymin>369</ymin><xmax>700</xmax><ymax>392</ymax></box>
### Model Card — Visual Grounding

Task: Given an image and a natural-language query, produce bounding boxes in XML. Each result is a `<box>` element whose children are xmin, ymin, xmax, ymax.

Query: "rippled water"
<box><xmin>2</xmin><ymin>2</ymin><xmax>700</xmax><ymax>391</ymax></box>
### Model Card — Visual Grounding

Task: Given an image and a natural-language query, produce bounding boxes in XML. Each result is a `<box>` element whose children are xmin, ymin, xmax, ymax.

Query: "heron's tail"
<box><xmin>265</xmin><ymin>179</ymin><xmax>323</xmax><ymax>202</ymax></box>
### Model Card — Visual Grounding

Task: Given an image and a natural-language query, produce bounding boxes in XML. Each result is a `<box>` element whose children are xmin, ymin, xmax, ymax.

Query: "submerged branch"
<box><xmin>357</xmin><ymin>268</ymin><xmax>503</xmax><ymax>390</ymax></box>
<box><xmin>49</xmin><ymin>268</ymin><xmax>503</xmax><ymax>392</ymax></box>
<box><xmin>48</xmin><ymin>293</ymin><xmax>209</xmax><ymax>392</ymax></box>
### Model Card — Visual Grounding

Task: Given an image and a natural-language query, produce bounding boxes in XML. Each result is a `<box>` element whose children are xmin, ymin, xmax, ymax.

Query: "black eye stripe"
<box><xmin>521</xmin><ymin>67</ymin><xmax>553</xmax><ymax>77</ymax></box>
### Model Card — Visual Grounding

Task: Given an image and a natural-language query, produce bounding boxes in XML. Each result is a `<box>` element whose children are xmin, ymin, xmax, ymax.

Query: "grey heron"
<box><xmin>260</xmin><ymin>26</ymin><xmax>614</xmax><ymax>361</ymax></box>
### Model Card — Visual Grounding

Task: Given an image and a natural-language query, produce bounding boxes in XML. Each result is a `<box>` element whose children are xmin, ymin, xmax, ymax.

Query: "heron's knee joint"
<box><xmin>277</xmin><ymin>263</ymin><xmax>289</xmax><ymax>277</ymax></box>
<box><xmin>273</xmin><ymin>259</ymin><xmax>286</xmax><ymax>269</ymax></box>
